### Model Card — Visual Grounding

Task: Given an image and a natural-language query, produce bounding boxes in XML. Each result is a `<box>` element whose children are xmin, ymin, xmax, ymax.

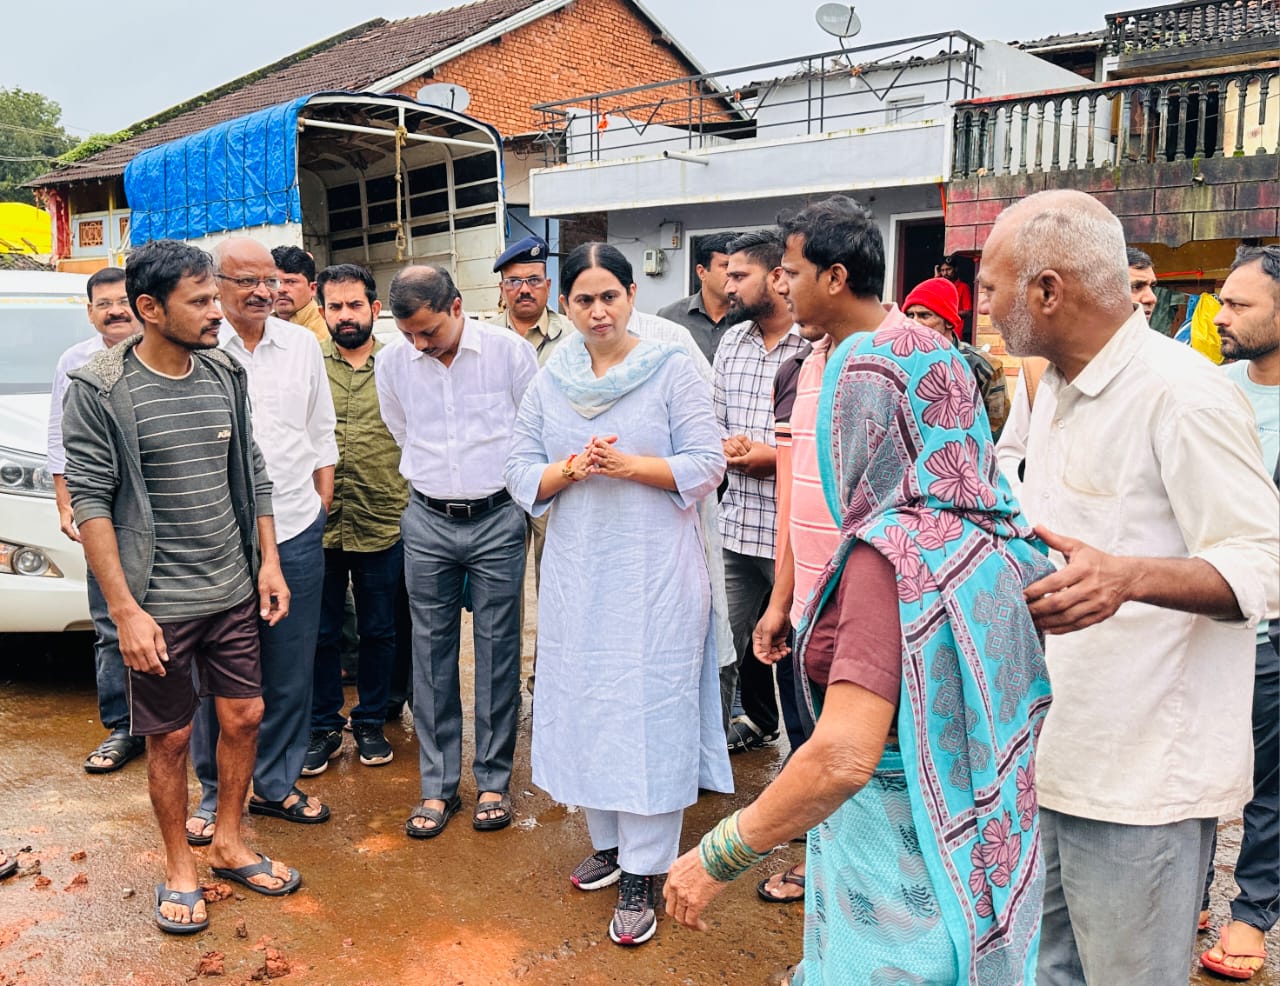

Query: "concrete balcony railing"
<box><xmin>952</xmin><ymin>62</ymin><xmax>1278</xmax><ymax>178</ymax></box>
<box><xmin>1105</xmin><ymin>0</ymin><xmax>1279</xmax><ymax>55</ymax></box>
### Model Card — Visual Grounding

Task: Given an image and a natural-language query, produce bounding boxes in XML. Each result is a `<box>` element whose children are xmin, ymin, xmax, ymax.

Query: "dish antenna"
<box><xmin>815</xmin><ymin>2</ymin><xmax>862</xmax><ymax>39</ymax></box>
<box><xmin>415</xmin><ymin>82</ymin><xmax>471</xmax><ymax>113</ymax></box>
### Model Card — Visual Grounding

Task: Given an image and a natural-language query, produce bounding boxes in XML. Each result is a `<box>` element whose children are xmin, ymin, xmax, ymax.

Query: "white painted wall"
<box><xmin>613</xmin><ymin>184</ymin><xmax>943</xmax><ymax>313</ymax></box>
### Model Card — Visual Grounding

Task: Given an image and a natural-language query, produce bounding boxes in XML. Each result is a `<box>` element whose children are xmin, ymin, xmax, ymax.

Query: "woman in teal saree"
<box><xmin>665</xmin><ymin>315</ymin><xmax>1055</xmax><ymax>985</ymax></box>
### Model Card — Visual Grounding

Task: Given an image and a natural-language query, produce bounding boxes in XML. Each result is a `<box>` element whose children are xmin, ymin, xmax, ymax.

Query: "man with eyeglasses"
<box><xmin>46</xmin><ymin>266</ymin><xmax>147</xmax><ymax>775</ymax></box>
<box><xmin>902</xmin><ymin>276</ymin><xmax>1009</xmax><ymax>437</ymax></box>
<box><xmin>487</xmin><ymin>235</ymin><xmax>571</xmax><ymax>694</ymax></box>
<box><xmin>184</xmin><ymin>238</ymin><xmax>338</xmax><ymax>846</ymax></box>
<box><xmin>487</xmin><ymin>236</ymin><xmax>571</xmax><ymax>367</ymax></box>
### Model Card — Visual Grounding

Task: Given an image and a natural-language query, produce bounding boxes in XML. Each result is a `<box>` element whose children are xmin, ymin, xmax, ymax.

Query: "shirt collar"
<box><xmin>219</xmin><ymin>317</ymin><xmax>288</xmax><ymax>353</ymax></box>
<box><xmin>1052</xmin><ymin>308</ymin><xmax>1147</xmax><ymax>399</ymax></box>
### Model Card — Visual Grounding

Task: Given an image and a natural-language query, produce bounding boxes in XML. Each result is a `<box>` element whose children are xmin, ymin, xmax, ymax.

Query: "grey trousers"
<box><xmin>718</xmin><ymin>549</ymin><xmax>777</xmax><ymax>734</ymax></box>
<box><xmin>402</xmin><ymin>494</ymin><xmax>525</xmax><ymax>802</ymax></box>
<box><xmin>1038</xmin><ymin>807</ymin><xmax>1215</xmax><ymax>985</ymax></box>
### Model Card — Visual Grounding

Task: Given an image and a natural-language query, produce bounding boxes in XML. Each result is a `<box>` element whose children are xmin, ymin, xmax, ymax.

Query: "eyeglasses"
<box><xmin>91</xmin><ymin>298</ymin><xmax>131</xmax><ymax>311</ymax></box>
<box><xmin>501</xmin><ymin>276</ymin><xmax>546</xmax><ymax>290</ymax></box>
<box><xmin>216</xmin><ymin>274</ymin><xmax>281</xmax><ymax>291</ymax></box>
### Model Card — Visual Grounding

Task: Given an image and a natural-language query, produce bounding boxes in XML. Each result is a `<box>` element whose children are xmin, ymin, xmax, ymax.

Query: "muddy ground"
<box><xmin>0</xmin><ymin>621</ymin><xmax>1273</xmax><ymax>986</ymax></box>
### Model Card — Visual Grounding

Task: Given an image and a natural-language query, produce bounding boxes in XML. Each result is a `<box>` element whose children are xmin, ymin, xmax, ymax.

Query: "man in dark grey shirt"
<box><xmin>656</xmin><ymin>231</ymin><xmax>737</xmax><ymax>363</ymax></box>
<box><xmin>62</xmin><ymin>239</ymin><xmax>300</xmax><ymax>935</ymax></box>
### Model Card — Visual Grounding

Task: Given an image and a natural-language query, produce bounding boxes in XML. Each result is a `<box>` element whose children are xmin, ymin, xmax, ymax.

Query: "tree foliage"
<box><xmin>0</xmin><ymin>88</ymin><xmax>74</xmax><ymax>205</ymax></box>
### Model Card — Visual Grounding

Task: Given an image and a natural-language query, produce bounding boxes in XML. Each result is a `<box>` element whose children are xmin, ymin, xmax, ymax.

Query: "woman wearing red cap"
<box><xmin>903</xmin><ymin>277</ymin><xmax>1009</xmax><ymax>437</ymax></box>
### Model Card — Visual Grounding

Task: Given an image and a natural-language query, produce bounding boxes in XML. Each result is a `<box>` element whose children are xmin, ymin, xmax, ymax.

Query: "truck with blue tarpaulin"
<box><xmin>124</xmin><ymin>91</ymin><xmax>507</xmax><ymax>310</ymax></box>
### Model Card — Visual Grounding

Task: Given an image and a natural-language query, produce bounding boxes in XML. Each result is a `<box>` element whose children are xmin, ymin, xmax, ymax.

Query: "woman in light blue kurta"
<box><xmin>504</xmin><ymin>244</ymin><xmax>731</xmax><ymax>948</ymax></box>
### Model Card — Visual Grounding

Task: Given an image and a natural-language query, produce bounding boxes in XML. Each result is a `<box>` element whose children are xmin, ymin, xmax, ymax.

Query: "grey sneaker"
<box><xmin>352</xmin><ymin>722</ymin><xmax>393</xmax><ymax>766</ymax></box>
<box><xmin>301</xmin><ymin>730</ymin><xmax>342</xmax><ymax>775</ymax></box>
<box><xmin>570</xmin><ymin>847</ymin><xmax>620</xmax><ymax>891</ymax></box>
<box><xmin>609</xmin><ymin>872</ymin><xmax>657</xmax><ymax>946</ymax></box>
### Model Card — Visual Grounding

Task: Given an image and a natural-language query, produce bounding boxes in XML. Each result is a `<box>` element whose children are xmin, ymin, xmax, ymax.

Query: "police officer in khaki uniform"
<box><xmin>487</xmin><ymin>236</ymin><xmax>571</xmax><ymax>693</ymax></box>
<box><xmin>487</xmin><ymin>235</ymin><xmax>572</xmax><ymax>366</ymax></box>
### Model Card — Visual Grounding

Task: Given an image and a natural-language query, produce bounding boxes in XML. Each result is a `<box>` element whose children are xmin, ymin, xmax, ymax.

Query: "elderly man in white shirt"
<box><xmin>378</xmin><ymin>265</ymin><xmax>537</xmax><ymax>839</ymax></box>
<box><xmin>186</xmin><ymin>238</ymin><xmax>338</xmax><ymax>844</ymax></box>
<box><xmin>47</xmin><ymin>267</ymin><xmax>146</xmax><ymax>775</ymax></box>
<box><xmin>978</xmin><ymin>189</ymin><xmax>1280</xmax><ymax>986</ymax></box>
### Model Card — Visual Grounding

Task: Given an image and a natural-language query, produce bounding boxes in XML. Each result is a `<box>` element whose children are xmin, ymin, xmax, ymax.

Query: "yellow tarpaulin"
<box><xmin>0</xmin><ymin>202</ymin><xmax>53</xmax><ymax>255</ymax></box>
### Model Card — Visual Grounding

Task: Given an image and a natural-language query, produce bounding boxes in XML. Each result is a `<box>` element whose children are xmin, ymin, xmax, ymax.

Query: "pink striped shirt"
<box><xmin>789</xmin><ymin>336</ymin><xmax>843</xmax><ymax>626</ymax></box>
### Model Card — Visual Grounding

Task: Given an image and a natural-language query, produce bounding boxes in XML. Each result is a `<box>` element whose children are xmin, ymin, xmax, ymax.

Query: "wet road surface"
<box><xmin>0</xmin><ymin>628</ymin><xmax>1274</xmax><ymax>985</ymax></box>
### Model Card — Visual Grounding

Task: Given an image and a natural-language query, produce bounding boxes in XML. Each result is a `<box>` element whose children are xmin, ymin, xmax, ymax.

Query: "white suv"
<box><xmin>0</xmin><ymin>270</ymin><xmax>94</xmax><ymax>632</ymax></box>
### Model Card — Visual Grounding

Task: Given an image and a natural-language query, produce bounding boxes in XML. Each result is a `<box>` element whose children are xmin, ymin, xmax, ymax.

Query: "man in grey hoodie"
<box><xmin>61</xmin><ymin>239</ymin><xmax>301</xmax><ymax>935</ymax></box>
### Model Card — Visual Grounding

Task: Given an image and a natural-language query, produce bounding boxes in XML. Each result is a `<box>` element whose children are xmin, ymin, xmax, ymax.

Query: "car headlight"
<box><xmin>0</xmin><ymin>446</ymin><xmax>55</xmax><ymax>498</ymax></box>
<box><xmin>0</xmin><ymin>540</ymin><xmax>63</xmax><ymax>578</ymax></box>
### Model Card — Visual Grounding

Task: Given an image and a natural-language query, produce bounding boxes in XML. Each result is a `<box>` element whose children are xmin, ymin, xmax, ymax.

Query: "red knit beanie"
<box><xmin>903</xmin><ymin>277</ymin><xmax>962</xmax><ymax>332</ymax></box>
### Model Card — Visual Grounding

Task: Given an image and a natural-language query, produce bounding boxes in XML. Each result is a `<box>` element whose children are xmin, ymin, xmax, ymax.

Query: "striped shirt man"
<box><xmin>124</xmin><ymin>349</ymin><xmax>254</xmax><ymax>620</ymax></box>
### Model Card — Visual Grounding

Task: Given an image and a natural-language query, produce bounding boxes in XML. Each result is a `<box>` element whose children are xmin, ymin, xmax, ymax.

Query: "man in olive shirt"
<box><xmin>656</xmin><ymin>231</ymin><xmax>737</xmax><ymax>363</ymax></box>
<box><xmin>272</xmin><ymin>246</ymin><xmax>328</xmax><ymax>344</ymax></box>
<box><xmin>304</xmin><ymin>264</ymin><xmax>409</xmax><ymax>772</ymax></box>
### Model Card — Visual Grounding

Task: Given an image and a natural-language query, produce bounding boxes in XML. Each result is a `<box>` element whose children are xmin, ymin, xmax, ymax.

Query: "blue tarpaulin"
<box><xmin>124</xmin><ymin>95</ymin><xmax>311</xmax><ymax>243</ymax></box>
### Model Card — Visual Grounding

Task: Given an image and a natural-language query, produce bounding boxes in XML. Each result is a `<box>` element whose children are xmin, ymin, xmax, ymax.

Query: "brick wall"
<box><xmin>945</xmin><ymin>153</ymin><xmax>1280</xmax><ymax>253</ymax></box>
<box><xmin>391</xmin><ymin>0</ymin><xmax>709</xmax><ymax>138</ymax></box>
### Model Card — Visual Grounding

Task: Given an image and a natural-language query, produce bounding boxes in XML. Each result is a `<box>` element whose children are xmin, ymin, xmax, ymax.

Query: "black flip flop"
<box><xmin>248</xmin><ymin>787</ymin><xmax>330</xmax><ymax>824</ymax></box>
<box><xmin>756</xmin><ymin>864</ymin><xmax>806</xmax><ymax>903</ymax></box>
<box><xmin>0</xmin><ymin>853</ymin><xmax>17</xmax><ymax>880</ymax></box>
<box><xmin>405</xmin><ymin>794</ymin><xmax>462</xmax><ymax>839</ymax></box>
<box><xmin>210</xmin><ymin>853</ymin><xmax>301</xmax><ymax>897</ymax></box>
<box><xmin>155</xmin><ymin>884</ymin><xmax>209</xmax><ymax>934</ymax></box>
<box><xmin>473</xmin><ymin>793</ymin><xmax>512</xmax><ymax>832</ymax></box>
<box><xmin>84</xmin><ymin>731</ymin><xmax>146</xmax><ymax>774</ymax></box>
<box><xmin>186</xmin><ymin>808</ymin><xmax>216</xmax><ymax>847</ymax></box>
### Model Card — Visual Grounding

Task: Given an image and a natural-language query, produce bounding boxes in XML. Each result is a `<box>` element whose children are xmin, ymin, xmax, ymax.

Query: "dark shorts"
<box><xmin>127</xmin><ymin>595</ymin><xmax>262</xmax><ymax>736</ymax></box>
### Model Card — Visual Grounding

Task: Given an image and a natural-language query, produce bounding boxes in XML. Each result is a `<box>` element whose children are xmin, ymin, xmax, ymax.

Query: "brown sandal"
<box><xmin>757</xmin><ymin>864</ymin><xmax>805</xmax><ymax>903</ymax></box>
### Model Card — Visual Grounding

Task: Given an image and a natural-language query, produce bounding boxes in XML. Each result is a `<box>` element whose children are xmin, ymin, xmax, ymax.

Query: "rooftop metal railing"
<box><xmin>533</xmin><ymin>32</ymin><xmax>984</xmax><ymax>165</ymax></box>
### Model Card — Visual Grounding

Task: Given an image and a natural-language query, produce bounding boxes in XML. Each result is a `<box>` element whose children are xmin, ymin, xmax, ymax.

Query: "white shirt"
<box><xmin>219</xmin><ymin>317</ymin><xmax>338</xmax><ymax>542</ymax></box>
<box><xmin>994</xmin><ymin>366</ymin><xmax>1031</xmax><ymax>501</ymax></box>
<box><xmin>47</xmin><ymin>334</ymin><xmax>108</xmax><ymax>474</ymax></box>
<box><xmin>1023</xmin><ymin>310</ymin><xmax>1280</xmax><ymax>825</ymax></box>
<box><xmin>376</xmin><ymin>318</ymin><xmax>537</xmax><ymax>499</ymax></box>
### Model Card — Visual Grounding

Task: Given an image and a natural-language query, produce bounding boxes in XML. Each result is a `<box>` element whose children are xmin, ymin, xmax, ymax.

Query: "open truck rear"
<box><xmin>123</xmin><ymin>91</ymin><xmax>507</xmax><ymax>312</ymax></box>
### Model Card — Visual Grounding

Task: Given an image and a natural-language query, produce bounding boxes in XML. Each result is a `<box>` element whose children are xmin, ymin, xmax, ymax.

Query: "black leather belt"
<box><xmin>415</xmin><ymin>487</ymin><xmax>511</xmax><ymax>520</ymax></box>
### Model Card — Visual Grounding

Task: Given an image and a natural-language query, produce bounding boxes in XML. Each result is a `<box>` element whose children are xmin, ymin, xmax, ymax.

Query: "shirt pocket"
<box><xmin>462</xmin><ymin>392</ymin><xmax>509</xmax><ymax>446</ymax></box>
<box><xmin>1060</xmin><ymin>440</ymin><xmax>1125</xmax><ymax>551</ymax></box>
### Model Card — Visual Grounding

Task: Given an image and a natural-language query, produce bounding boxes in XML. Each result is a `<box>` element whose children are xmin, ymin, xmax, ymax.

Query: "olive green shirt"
<box><xmin>321</xmin><ymin>338</ymin><xmax>409</xmax><ymax>551</ymax></box>
<box><xmin>486</xmin><ymin>308</ymin><xmax>573</xmax><ymax>367</ymax></box>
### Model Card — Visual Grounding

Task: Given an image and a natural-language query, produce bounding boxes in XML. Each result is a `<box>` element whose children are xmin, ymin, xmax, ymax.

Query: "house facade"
<box><xmin>527</xmin><ymin>30</ymin><xmax>1088</xmax><ymax>310</ymax></box>
<box><xmin>947</xmin><ymin>0</ymin><xmax>1278</xmax><ymax>359</ymax></box>
<box><xmin>28</xmin><ymin>0</ymin><xmax>708</xmax><ymax>285</ymax></box>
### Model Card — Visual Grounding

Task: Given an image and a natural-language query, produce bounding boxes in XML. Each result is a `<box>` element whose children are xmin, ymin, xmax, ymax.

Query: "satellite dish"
<box><xmin>815</xmin><ymin>2</ymin><xmax>862</xmax><ymax>39</ymax></box>
<box><xmin>416</xmin><ymin>83</ymin><xmax>471</xmax><ymax>113</ymax></box>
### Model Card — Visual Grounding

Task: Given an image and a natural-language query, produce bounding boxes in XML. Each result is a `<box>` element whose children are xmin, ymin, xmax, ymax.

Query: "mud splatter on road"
<box><xmin>0</xmin><ymin>629</ymin><xmax>1273</xmax><ymax>984</ymax></box>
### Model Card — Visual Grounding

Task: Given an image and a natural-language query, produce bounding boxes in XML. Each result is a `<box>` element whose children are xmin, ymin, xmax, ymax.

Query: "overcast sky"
<box><xmin>7</xmin><ymin>0</ymin><xmax>1117</xmax><ymax>136</ymax></box>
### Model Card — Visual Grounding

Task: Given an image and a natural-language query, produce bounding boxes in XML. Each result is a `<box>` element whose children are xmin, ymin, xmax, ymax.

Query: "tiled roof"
<box><xmin>1012</xmin><ymin>29</ymin><xmax>1108</xmax><ymax>51</ymax></box>
<box><xmin>31</xmin><ymin>0</ymin><xmax>539</xmax><ymax>188</ymax></box>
